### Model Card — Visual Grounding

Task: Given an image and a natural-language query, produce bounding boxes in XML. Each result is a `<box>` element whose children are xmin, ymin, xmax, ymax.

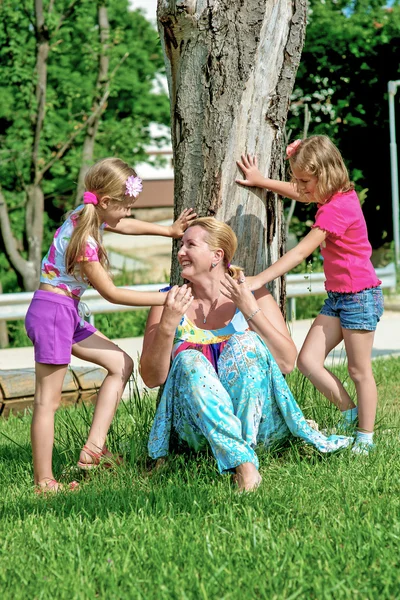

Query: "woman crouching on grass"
<box><xmin>140</xmin><ymin>218</ymin><xmax>352</xmax><ymax>492</ymax></box>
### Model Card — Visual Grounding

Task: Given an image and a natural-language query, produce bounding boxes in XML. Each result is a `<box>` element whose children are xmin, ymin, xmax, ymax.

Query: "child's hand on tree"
<box><xmin>236</xmin><ymin>154</ymin><xmax>265</xmax><ymax>188</ymax></box>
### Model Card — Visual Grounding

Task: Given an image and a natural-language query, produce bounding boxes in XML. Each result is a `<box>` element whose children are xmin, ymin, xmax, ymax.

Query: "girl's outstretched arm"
<box><xmin>82</xmin><ymin>262</ymin><xmax>169</xmax><ymax>306</ymax></box>
<box><xmin>236</xmin><ymin>154</ymin><xmax>301</xmax><ymax>201</ymax></box>
<box><xmin>105</xmin><ymin>208</ymin><xmax>197</xmax><ymax>238</ymax></box>
<box><xmin>247</xmin><ymin>227</ymin><xmax>327</xmax><ymax>291</ymax></box>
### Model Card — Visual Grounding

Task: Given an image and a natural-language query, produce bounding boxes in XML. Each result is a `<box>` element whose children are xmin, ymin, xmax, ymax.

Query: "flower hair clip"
<box><xmin>125</xmin><ymin>175</ymin><xmax>143</xmax><ymax>198</ymax></box>
<box><xmin>286</xmin><ymin>139</ymin><xmax>302</xmax><ymax>159</ymax></box>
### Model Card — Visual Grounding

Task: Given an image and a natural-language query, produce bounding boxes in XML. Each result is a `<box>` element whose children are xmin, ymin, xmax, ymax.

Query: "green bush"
<box><xmin>94</xmin><ymin>309</ymin><xmax>149</xmax><ymax>339</ymax></box>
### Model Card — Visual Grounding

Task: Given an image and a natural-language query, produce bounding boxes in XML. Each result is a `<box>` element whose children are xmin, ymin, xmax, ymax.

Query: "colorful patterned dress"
<box><xmin>148</xmin><ymin>311</ymin><xmax>352</xmax><ymax>473</ymax></box>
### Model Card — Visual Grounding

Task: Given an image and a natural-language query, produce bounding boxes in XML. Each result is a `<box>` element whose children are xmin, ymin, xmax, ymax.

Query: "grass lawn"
<box><xmin>0</xmin><ymin>358</ymin><xmax>399</xmax><ymax>600</ymax></box>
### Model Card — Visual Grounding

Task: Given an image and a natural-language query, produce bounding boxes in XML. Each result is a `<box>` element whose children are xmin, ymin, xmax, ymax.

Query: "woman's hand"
<box><xmin>236</xmin><ymin>154</ymin><xmax>266</xmax><ymax>188</ymax></box>
<box><xmin>220</xmin><ymin>271</ymin><xmax>259</xmax><ymax>317</ymax></box>
<box><xmin>161</xmin><ymin>284</ymin><xmax>194</xmax><ymax>330</ymax></box>
<box><xmin>169</xmin><ymin>208</ymin><xmax>197</xmax><ymax>238</ymax></box>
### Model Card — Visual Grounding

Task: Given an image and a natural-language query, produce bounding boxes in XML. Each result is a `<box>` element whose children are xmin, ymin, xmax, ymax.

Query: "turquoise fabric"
<box><xmin>148</xmin><ymin>331</ymin><xmax>352</xmax><ymax>473</ymax></box>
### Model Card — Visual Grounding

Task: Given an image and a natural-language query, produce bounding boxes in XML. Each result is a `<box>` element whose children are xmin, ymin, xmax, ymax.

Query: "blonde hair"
<box><xmin>66</xmin><ymin>158</ymin><xmax>137</xmax><ymax>277</ymax></box>
<box><xmin>289</xmin><ymin>135</ymin><xmax>354</xmax><ymax>203</ymax></box>
<box><xmin>187</xmin><ymin>217</ymin><xmax>243</xmax><ymax>279</ymax></box>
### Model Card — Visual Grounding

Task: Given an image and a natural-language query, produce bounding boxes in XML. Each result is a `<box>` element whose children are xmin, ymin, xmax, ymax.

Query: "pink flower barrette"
<box><xmin>286</xmin><ymin>139</ymin><xmax>302</xmax><ymax>159</ymax></box>
<box><xmin>83</xmin><ymin>191</ymin><xmax>98</xmax><ymax>205</ymax></box>
<box><xmin>125</xmin><ymin>175</ymin><xmax>143</xmax><ymax>198</ymax></box>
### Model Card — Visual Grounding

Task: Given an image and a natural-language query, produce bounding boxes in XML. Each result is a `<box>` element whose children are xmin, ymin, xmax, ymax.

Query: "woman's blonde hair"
<box><xmin>66</xmin><ymin>158</ymin><xmax>137</xmax><ymax>277</ymax></box>
<box><xmin>187</xmin><ymin>217</ymin><xmax>243</xmax><ymax>279</ymax></box>
<box><xmin>289</xmin><ymin>135</ymin><xmax>354</xmax><ymax>203</ymax></box>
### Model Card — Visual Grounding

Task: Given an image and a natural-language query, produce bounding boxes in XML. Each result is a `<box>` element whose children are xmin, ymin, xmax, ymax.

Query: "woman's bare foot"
<box><xmin>234</xmin><ymin>462</ymin><xmax>262</xmax><ymax>492</ymax></box>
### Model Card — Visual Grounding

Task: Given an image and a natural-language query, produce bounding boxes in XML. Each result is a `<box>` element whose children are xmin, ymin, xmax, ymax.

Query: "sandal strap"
<box><xmin>35</xmin><ymin>478</ymin><xmax>59</xmax><ymax>495</ymax></box>
<box><xmin>81</xmin><ymin>444</ymin><xmax>103</xmax><ymax>464</ymax></box>
<box><xmin>45</xmin><ymin>478</ymin><xmax>58</xmax><ymax>489</ymax></box>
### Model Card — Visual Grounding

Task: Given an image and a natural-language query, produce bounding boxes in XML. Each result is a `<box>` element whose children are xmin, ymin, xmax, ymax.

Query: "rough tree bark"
<box><xmin>157</xmin><ymin>0</ymin><xmax>306</xmax><ymax>308</ymax></box>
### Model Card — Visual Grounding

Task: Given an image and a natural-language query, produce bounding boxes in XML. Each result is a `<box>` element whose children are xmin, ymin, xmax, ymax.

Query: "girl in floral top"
<box><xmin>235</xmin><ymin>135</ymin><xmax>383</xmax><ymax>455</ymax></box>
<box><xmin>25</xmin><ymin>157</ymin><xmax>195</xmax><ymax>493</ymax></box>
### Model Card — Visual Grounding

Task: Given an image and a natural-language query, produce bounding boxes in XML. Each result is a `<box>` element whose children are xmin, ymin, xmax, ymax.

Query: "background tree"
<box><xmin>157</xmin><ymin>0</ymin><xmax>307</xmax><ymax>307</ymax></box>
<box><xmin>0</xmin><ymin>0</ymin><xmax>169</xmax><ymax>292</ymax></box>
<box><xmin>287</xmin><ymin>0</ymin><xmax>400</xmax><ymax>252</ymax></box>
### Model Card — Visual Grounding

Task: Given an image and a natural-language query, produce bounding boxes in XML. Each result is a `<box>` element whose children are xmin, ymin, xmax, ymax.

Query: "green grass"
<box><xmin>1</xmin><ymin>358</ymin><xmax>400</xmax><ymax>599</ymax></box>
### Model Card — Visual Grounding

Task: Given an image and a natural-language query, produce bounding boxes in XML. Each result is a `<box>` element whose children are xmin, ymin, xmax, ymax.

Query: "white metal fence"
<box><xmin>0</xmin><ymin>262</ymin><xmax>396</xmax><ymax>325</ymax></box>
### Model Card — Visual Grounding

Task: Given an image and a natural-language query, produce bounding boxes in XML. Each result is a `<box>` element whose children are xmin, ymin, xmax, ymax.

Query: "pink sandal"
<box><xmin>77</xmin><ymin>445</ymin><xmax>123</xmax><ymax>470</ymax></box>
<box><xmin>35</xmin><ymin>478</ymin><xmax>79</xmax><ymax>495</ymax></box>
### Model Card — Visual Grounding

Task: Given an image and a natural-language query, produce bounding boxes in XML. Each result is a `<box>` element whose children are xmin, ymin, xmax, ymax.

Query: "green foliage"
<box><xmin>287</xmin><ymin>0</ymin><xmax>400</xmax><ymax>248</ymax></box>
<box><xmin>0</xmin><ymin>357</ymin><xmax>400</xmax><ymax>598</ymax></box>
<box><xmin>6</xmin><ymin>309</ymin><xmax>149</xmax><ymax>348</ymax></box>
<box><xmin>0</xmin><ymin>0</ymin><xmax>169</xmax><ymax>290</ymax></box>
<box><xmin>95</xmin><ymin>309</ymin><xmax>149</xmax><ymax>340</ymax></box>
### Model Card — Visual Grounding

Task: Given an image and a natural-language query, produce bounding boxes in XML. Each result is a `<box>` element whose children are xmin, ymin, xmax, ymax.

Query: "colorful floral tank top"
<box><xmin>40</xmin><ymin>205</ymin><xmax>106</xmax><ymax>297</ymax></box>
<box><xmin>173</xmin><ymin>310</ymin><xmax>249</xmax><ymax>372</ymax></box>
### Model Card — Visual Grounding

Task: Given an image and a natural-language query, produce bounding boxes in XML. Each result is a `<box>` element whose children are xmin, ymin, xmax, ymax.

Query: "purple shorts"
<box><xmin>25</xmin><ymin>290</ymin><xmax>96</xmax><ymax>364</ymax></box>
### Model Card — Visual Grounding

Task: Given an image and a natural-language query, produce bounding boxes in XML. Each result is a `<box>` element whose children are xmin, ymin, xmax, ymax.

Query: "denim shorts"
<box><xmin>320</xmin><ymin>286</ymin><xmax>384</xmax><ymax>331</ymax></box>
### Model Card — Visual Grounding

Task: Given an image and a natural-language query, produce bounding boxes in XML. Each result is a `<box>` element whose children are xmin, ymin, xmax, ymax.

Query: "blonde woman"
<box><xmin>140</xmin><ymin>218</ymin><xmax>351</xmax><ymax>492</ymax></box>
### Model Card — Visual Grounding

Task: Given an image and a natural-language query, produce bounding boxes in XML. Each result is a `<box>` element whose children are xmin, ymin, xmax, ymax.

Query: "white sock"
<box><xmin>355</xmin><ymin>431</ymin><xmax>374</xmax><ymax>445</ymax></box>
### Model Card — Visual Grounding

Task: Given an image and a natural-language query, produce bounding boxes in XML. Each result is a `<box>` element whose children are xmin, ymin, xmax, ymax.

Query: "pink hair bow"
<box><xmin>83</xmin><ymin>191</ymin><xmax>98</xmax><ymax>205</ymax></box>
<box><xmin>286</xmin><ymin>139</ymin><xmax>302</xmax><ymax>159</ymax></box>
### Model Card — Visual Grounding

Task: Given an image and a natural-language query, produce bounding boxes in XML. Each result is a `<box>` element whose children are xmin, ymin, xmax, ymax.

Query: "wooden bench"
<box><xmin>0</xmin><ymin>366</ymin><xmax>107</xmax><ymax>417</ymax></box>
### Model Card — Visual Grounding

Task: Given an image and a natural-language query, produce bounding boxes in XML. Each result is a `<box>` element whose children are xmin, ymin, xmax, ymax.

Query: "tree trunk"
<box><xmin>157</xmin><ymin>0</ymin><xmax>306</xmax><ymax>308</ymax></box>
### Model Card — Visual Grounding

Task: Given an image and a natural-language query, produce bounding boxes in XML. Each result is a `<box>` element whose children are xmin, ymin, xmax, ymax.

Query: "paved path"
<box><xmin>1</xmin><ymin>310</ymin><xmax>399</xmax><ymax>373</ymax></box>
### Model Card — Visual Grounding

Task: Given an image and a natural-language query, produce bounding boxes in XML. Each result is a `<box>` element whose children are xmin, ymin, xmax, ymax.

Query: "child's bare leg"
<box><xmin>297</xmin><ymin>314</ymin><xmax>355</xmax><ymax>410</ymax></box>
<box><xmin>72</xmin><ymin>331</ymin><xmax>133</xmax><ymax>462</ymax></box>
<box><xmin>342</xmin><ymin>329</ymin><xmax>376</xmax><ymax>432</ymax></box>
<box><xmin>31</xmin><ymin>363</ymin><xmax>68</xmax><ymax>486</ymax></box>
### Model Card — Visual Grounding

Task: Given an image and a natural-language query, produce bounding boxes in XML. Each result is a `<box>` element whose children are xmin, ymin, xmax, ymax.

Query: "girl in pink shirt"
<box><xmin>230</xmin><ymin>135</ymin><xmax>383</xmax><ymax>455</ymax></box>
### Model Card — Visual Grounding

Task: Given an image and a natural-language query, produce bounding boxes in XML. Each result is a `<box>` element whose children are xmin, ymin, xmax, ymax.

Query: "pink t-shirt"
<box><xmin>311</xmin><ymin>190</ymin><xmax>381</xmax><ymax>293</ymax></box>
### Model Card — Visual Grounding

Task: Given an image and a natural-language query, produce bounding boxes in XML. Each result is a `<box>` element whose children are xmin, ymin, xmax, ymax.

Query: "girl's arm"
<box><xmin>104</xmin><ymin>208</ymin><xmax>197</xmax><ymax>238</ymax></box>
<box><xmin>236</xmin><ymin>154</ymin><xmax>308</xmax><ymax>202</ymax></box>
<box><xmin>247</xmin><ymin>227</ymin><xmax>327</xmax><ymax>291</ymax></box>
<box><xmin>220</xmin><ymin>275</ymin><xmax>297</xmax><ymax>373</ymax></box>
<box><xmin>82</xmin><ymin>262</ymin><xmax>167</xmax><ymax>306</ymax></box>
<box><xmin>140</xmin><ymin>286</ymin><xmax>194</xmax><ymax>387</ymax></box>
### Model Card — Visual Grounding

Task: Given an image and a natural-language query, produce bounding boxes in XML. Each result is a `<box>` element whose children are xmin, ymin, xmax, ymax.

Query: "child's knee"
<box><xmin>34</xmin><ymin>395</ymin><xmax>61</xmax><ymax>413</ymax></box>
<box><xmin>123</xmin><ymin>352</ymin><xmax>134</xmax><ymax>381</ymax></box>
<box><xmin>348</xmin><ymin>364</ymin><xmax>373</xmax><ymax>385</ymax></box>
<box><xmin>296</xmin><ymin>352</ymin><xmax>309</xmax><ymax>376</ymax></box>
<box><xmin>110</xmin><ymin>351</ymin><xmax>134</xmax><ymax>383</ymax></box>
<box><xmin>297</xmin><ymin>351</ymin><xmax>315</xmax><ymax>378</ymax></box>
